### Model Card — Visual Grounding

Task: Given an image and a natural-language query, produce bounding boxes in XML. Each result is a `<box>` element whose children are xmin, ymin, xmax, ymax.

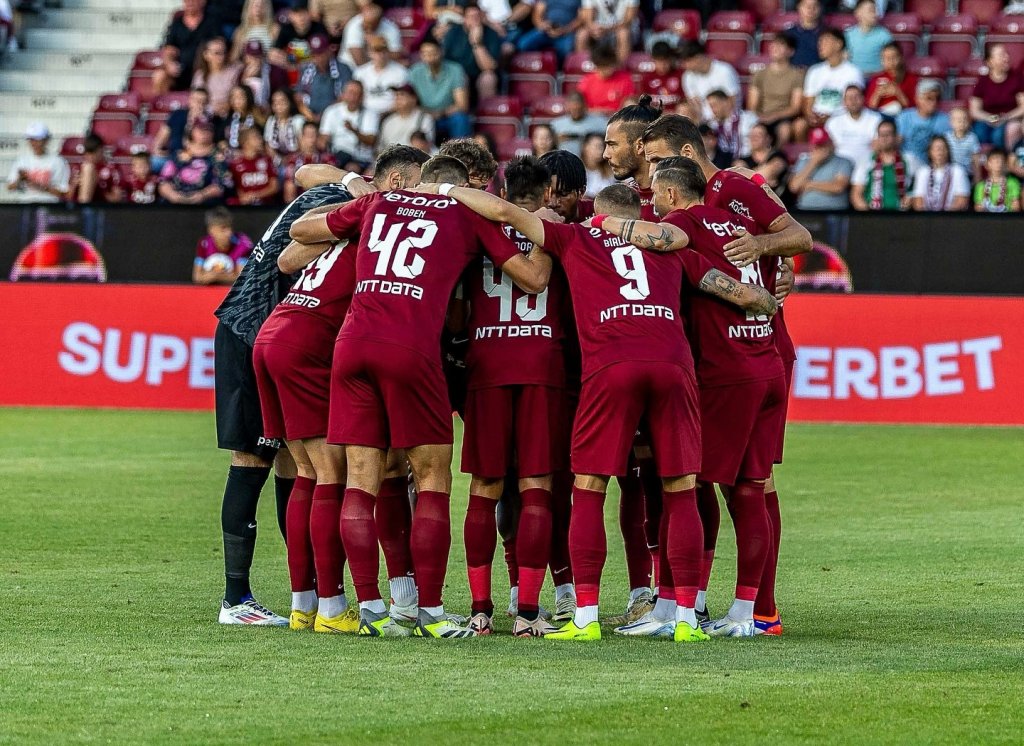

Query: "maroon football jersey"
<box><xmin>229</xmin><ymin>154</ymin><xmax>278</xmax><ymax>205</ymax></box>
<box><xmin>264</xmin><ymin>240</ymin><xmax>357</xmax><ymax>335</ymax></box>
<box><xmin>639</xmin><ymin>70</ymin><xmax>684</xmax><ymax>107</ymax></box>
<box><xmin>542</xmin><ymin>221</ymin><xmax>711</xmax><ymax>380</ymax></box>
<box><xmin>704</xmin><ymin>168</ymin><xmax>797</xmax><ymax>364</ymax></box>
<box><xmin>124</xmin><ymin>173</ymin><xmax>158</xmax><ymax>204</ymax></box>
<box><xmin>282</xmin><ymin>150</ymin><xmax>337</xmax><ymax>194</ymax></box>
<box><xmin>625</xmin><ymin>177</ymin><xmax>658</xmax><ymax>220</ymax></box>
<box><xmin>464</xmin><ymin>225</ymin><xmax>568</xmax><ymax>388</ymax></box>
<box><xmin>664</xmin><ymin>205</ymin><xmax>784</xmax><ymax>387</ymax></box>
<box><xmin>327</xmin><ymin>190</ymin><xmax>520</xmax><ymax>364</ymax></box>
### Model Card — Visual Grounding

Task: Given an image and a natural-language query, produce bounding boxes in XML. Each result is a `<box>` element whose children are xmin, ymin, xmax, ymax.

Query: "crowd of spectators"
<box><xmin>7</xmin><ymin>0</ymin><xmax>1024</xmax><ymax>213</ymax></box>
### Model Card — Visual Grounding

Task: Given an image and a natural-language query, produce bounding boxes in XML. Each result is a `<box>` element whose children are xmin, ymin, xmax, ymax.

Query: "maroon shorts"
<box><xmin>699</xmin><ymin>374</ymin><xmax>787</xmax><ymax>486</ymax></box>
<box><xmin>328</xmin><ymin>336</ymin><xmax>453</xmax><ymax>450</ymax></box>
<box><xmin>572</xmin><ymin>360</ymin><xmax>700</xmax><ymax>478</ymax></box>
<box><xmin>461</xmin><ymin>384</ymin><xmax>569</xmax><ymax>479</ymax></box>
<box><xmin>252</xmin><ymin>340</ymin><xmax>332</xmax><ymax>442</ymax></box>
<box><xmin>774</xmin><ymin>359</ymin><xmax>794</xmax><ymax>464</ymax></box>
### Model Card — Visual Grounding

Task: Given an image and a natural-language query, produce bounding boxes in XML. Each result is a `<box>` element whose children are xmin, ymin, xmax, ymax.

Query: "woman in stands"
<box><xmin>970</xmin><ymin>44</ymin><xmax>1024</xmax><ymax>149</ymax></box>
<box><xmin>581</xmin><ymin>131</ymin><xmax>614</xmax><ymax>198</ymax></box>
<box><xmin>735</xmin><ymin>123</ymin><xmax>790</xmax><ymax>205</ymax></box>
<box><xmin>911</xmin><ymin>135</ymin><xmax>971</xmax><ymax>213</ymax></box>
<box><xmin>219</xmin><ymin>84</ymin><xmax>267</xmax><ymax>153</ymax></box>
<box><xmin>230</xmin><ymin>0</ymin><xmax>279</xmax><ymax>61</ymax></box>
<box><xmin>264</xmin><ymin>88</ymin><xmax>305</xmax><ymax>158</ymax></box>
<box><xmin>153</xmin><ymin>86</ymin><xmax>211</xmax><ymax>169</ymax></box>
<box><xmin>192</xmin><ymin>37</ymin><xmax>242</xmax><ymax>117</ymax></box>
<box><xmin>531</xmin><ymin>123</ymin><xmax>558</xmax><ymax>158</ymax></box>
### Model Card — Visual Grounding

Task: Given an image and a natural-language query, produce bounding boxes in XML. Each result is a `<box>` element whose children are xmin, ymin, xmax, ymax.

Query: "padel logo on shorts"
<box><xmin>257</xmin><ymin>436</ymin><xmax>283</xmax><ymax>449</ymax></box>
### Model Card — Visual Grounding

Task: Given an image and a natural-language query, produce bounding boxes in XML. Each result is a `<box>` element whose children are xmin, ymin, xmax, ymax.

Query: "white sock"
<box><xmin>675</xmin><ymin>605</ymin><xmax>698</xmax><ymax>627</ymax></box>
<box><xmin>509</xmin><ymin>585</ymin><xmax>519</xmax><ymax>607</ymax></box>
<box><xmin>291</xmin><ymin>590</ymin><xmax>318</xmax><ymax>613</ymax></box>
<box><xmin>555</xmin><ymin>583</ymin><xmax>575</xmax><ymax>601</ymax></box>
<box><xmin>695</xmin><ymin>590</ymin><xmax>707</xmax><ymax>613</ymax></box>
<box><xmin>729</xmin><ymin>598</ymin><xmax>755</xmax><ymax>621</ymax></box>
<box><xmin>573</xmin><ymin>605</ymin><xmax>598</xmax><ymax>627</ymax></box>
<box><xmin>652</xmin><ymin>596</ymin><xmax>676</xmax><ymax>622</ymax></box>
<box><xmin>629</xmin><ymin>586</ymin><xmax>649</xmax><ymax>603</ymax></box>
<box><xmin>319</xmin><ymin>594</ymin><xmax>348</xmax><ymax>618</ymax></box>
<box><xmin>389</xmin><ymin>576</ymin><xmax>417</xmax><ymax>607</ymax></box>
<box><xmin>359</xmin><ymin>599</ymin><xmax>386</xmax><ymax>614</ymax></box>
<box><xmin>423</xmin><ymin>605</ymin><xmax>444</xmax><ymax>618</ymax></box>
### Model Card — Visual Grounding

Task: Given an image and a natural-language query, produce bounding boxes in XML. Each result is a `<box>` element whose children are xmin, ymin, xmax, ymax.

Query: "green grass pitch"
<box><xmin>1</xmin><ymin>408</ymin><xmax>1022</xmax><ymax>744</ymax></box>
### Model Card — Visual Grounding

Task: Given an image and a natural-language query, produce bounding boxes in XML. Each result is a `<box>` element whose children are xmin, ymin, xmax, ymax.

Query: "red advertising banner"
<box><xmin>0</xmin><ymin>285</ymin><xmax>1020</xmax><ymax>425</ymax></box>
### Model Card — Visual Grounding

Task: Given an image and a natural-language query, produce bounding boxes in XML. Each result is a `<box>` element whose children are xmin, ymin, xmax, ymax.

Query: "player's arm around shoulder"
<box><xmin>278</xmin><ymin>239</ymin><xmax>336</xmax><ymax>273</ymax></box>
<box><xmin>596</xmin><ymin>214</ymin><xmax>690</xmax><ymax>252</ymax></box>
<box><xmin>501</xmin><ymin>243</ymin><xmax>552</xmax><ymax>294</ymax></box>
<box><xmin>290</xmin><ymin>197</ymin><xmax>366</xmax><ymax>244</ymax></box>
<box><xmin>698</xmin><ymin>267</ymin><xmax>778</xmax><ymax>318</ymax></box>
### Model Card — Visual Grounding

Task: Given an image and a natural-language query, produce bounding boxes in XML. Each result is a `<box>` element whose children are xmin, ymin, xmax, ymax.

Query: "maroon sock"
<box><xmin>664</xmin><ymin>488</ymin><xmax>702</xmax><ymax>609</ymax></box>
<box><xmin>755</xmin><ymin>490</ymin><xmax>782</xmax><ymax>616</ymax></box>
<box><xmin>570</xmin><ymin>486</ymin><xmax>606</xmax><ymax>608</ymax></box>
<box><xmin>657</xmin><ymin>505</ymin><xmax>674</xmax><ymax>600</ymax></box>
<box><xmin>375</xmin><ymin>476</ymin><xmax>413</xmax><ymax>582</ymax></box>
<box><xmin>410</xmin><ymin>490</ymin><xmax>451</xmax><ymax>608</ymax></box>
<box><xmin>310</xmin><ymin>483</ymin><xmax>346</xmax><ymax>599</ymax></box>
<box><xmin>464</xmin><ymin>494</ymin><xmax>498</xmax><ymax>615</ymax></box>
<box><xmin>548</xmin><ymin>471</ymin><xmax>573</xmax><ymax>586</ymax></box>
<box><xmin>284</xmin><ymin>476</ymin><xmax>316</xmax><ymax>592</ymax></box>
<box><xmin>516</xmin><ymin>488</ymin><xmax>552</xmax><ymax>614</ymax></box>
<box><xmin>696</xmin><ymin>482</ymin><xmax>720</xmax><ymax>592</ymax></box>
<box><xmin>639</xmin><ymin>459</ymin><xmax>663</xmax><ymax>587</ymax></box>
<box><xmin>728</xmin><ymin>480</ymin><xmax>770</xmax><ymax>601</ymax></box>
<box><xmin>617</xmin><ymin>472</ymin><xmax>652</xmax><ymax>590</ymax></box>
<box><xmin>340</xmin><ymin>487</ymin><xmax>381</xmax><ymax>602</ymax></box>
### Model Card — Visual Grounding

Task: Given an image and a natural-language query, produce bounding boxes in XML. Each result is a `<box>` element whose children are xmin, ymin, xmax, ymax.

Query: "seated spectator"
<box><xmin>550</xmin><ymin>91</ymin><xmax>607</xmax><ymax>155</ymax></box>
<box><xmin>153</xmin><ymin>0</ymin><xmax>220</xmax><ymax>95</ymax></box>
<box><xmin>700</xmin><ymin>123</ymin><xmax>733</xmax><ymax>170</ymax></box>
<box><xmin>227</xmin><ymin>127</ymin><xmax>280</xmax><ymax>205</ymax></box>
<box><xmin>707</xmin><ymin>89</ymin><xmax>757</xmax><ymax>160</ymax></box>
<box><xmin>408</xmin><ymin>38</ymin><xmax>472</xmax><ymax>141</ymax></box>
<box><xmin>193</xmin><ymin>207</ymin><xmax>253</xmax><ymax>285</ymax></box>
<box><xmin>434</xmin><ymin>5</ymin><xmax>502</xmax><ymax>101</ymax></box>
<box><xmin>680</xmin><ymin>40</ymin><xmax>740</xmax><ymax>123</ymax></box>
<box><xmin>73</xmin><ymin>134</ymin><xmax>122</xmax><ymax>204</ymax></box>
<box><xmin>379</xmin><ymin>84</ymin><xmax>436</xmax><ymax>148</ymax></box>
<box><xmin>238</xmin><ymin>40</ymin><xmax>290</xmax><ymax>108</ymax></box>
<box><xmin>158</xmin><ymin>120</ymin><xmax>228</xmax><ymax>205</ymax></box>
<box><xmin>788</xmin><ymin>127</ymin><xmax>853</xmax><ymax>210</ymax></box>
<box><xmin>496</xmin><ymin>1</ymin><xmax>538</xmax><ymax>52</ymax></box>
<box><xmin>844</xmin><ymin>0</ymin><xmax>890</xmax><ymax>75</ymax></box>
<box><xmin>319</xmin><ymin>79</ymin><xmax>378</xmax><ymax>171</ymax></box>
<box><xmin>516</xmin><ymin>0</ymin><xmax>583</xmax><ymax>63</ymax></box>
<box><xmin>411</xmin><ymin>130</ymin><xmax>436</xmax><ymax>155</ymax></box>
<box><xmin>850</xmin><ymin>119</ymin><xmax>909</xmax><ymax>211</ymax></box>
<box><xmin>803</xmin><ymin>28</ymin><xmax>864</xmax><ymax>130</ymax></box>
<box><xmin>946</xmin><ymin>106</ymin><xmax>981</xmax><ymax>180</ymax></box>
<box><xmin>264</xmin><ymin>88</ymin><xmax>305</xmax><ymax>157</ymax></box>
<box><xmin>124</xmin><ymin>151</ymin><xmax>160</xmax><ymax>204</ymax></box>
<box><xmin>270</xmin><ymin>0</ymin><xmax>326</xmax><ymax>69</ymax></box>
<box><xmin>638</xmin><ymin>41</ymin><xmax>683</xmax><ymax>108</ymax></box>
<box><xmin>581</xmin><ymin>131</ymin><xmax>614</xmax><ymax>197</ymax></box>
<box><xmin>969</xmin><ymin>44</ymin><xmax>1024</xmax><ymax>149</ymax></box>
<box><xmin>229</xmin><ymin>0</ymin><xmax>278</xmax><ymax>61</ymax></box>
<box><xmin>576</xmin><ymin>0</ymin><xmax>637</xmax><ymax>64</ymax></box>
<box><xmin>218</xmin><ymin>84</ymin><xmax>265</xmax><ymax>152</ymax></box>
<box><xmin>826</xmin><ymin>84</ymin><xmax>882</xmax><ymax>166</ymax></box>
<box><xmin>339</xmin><ymin>1</ymin><xmax>402</xmax><ymax>68</ymax></box>
<box><xmin>5</xmin><ymin>123</ymin><xmax>70</xmax><ymax>203</ymax></box>
<box><xmin>154</xmin><ymin>87</ymin><xmax>211</xmax><ymax>167</ymax></box>
<box><xmin>911</xmin><ymin>135</ymin><xmax>970</xmax><ymax>212</ymax></box>
<box><xmin>353</xmin><ymin>34</ymin><xmax>409</xmax><ymax>115</ymax></box>
<box><xmin>310</xmin><ymin>0</ymin><xmax>359</xmax><ymax>41</ymax></box>
<box><xmin>865</xmin><ymin>42</ymin><xmax>917</xmax><ymax>117</ymax></box>
<box><xmin>748</xmin><ymin>33</ymin><xmax>805</xmax><ymax>146</ymax></box>
<box><xmin>974</xmin><ymin>148</ymin><xmax>1021</xmax><ymax>212</ymax></box>
<box><xmin>192</xmin><ymin>37</ymin><xmax>242</xmax><ymax>116</ymax></box>
<box><xmin>791</xmin><ymin>0</ymin><xmax>823</xmax><ymax>68</ymax></box>
<box><xmin>281</xmin><ymin>121</ymin><xmax>336</xmax><ymax>201</ymax></box>
<box><xmin>895</xmin><ymin>79</ymin><xmax>949</xmax><ymax>172</ymax></box>
<box><xmin>295</xmin><ymin>33</ymin><xmax>353</xmax><ymax>122</ymax></box>
<box><xmin>532</xmin><ymin>123</ymin><xmax>557</xmax><ymax>157</ymax></box>
<box><xmin>736</xmin><ymin>123</ymin><xmax>789</xmax><ymax>201</ymax></box>
<box><xmin>208</xmin><ymin>0</ymin><xmax>243</xmax><ymax>40</ymax></box>
<box><xmin>577</xmin><ymin>42</ymin><xmax>635</xmax><ymax>115</ymax></box>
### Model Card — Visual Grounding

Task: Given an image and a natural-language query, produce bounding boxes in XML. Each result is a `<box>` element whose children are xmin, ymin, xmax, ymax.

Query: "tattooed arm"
<box><xmin>698</xmin><ymin>268</ymin><xmax>779</xmax><ymax>318</ymax></box>
<box><xmin>597</xmin><ymin>215</ymin><xmax>690</xmax><ymax>251</ymax></box>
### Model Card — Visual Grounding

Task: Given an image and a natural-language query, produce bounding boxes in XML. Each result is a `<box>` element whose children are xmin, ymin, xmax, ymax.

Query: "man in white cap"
<box><xmin>6</xmin><ymin>123</ymin><xmax>70</xmax><ymax>203</ymax></box>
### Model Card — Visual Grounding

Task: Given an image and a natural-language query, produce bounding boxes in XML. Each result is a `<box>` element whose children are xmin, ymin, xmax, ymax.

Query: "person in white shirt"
<box><xmin>378</xmin><ymin>84</ymin><xmax>436</xmax><ymax>148</ymax></box>
<box><xmin>803</xmin><ymin>28</ymin><xmax>865</xmax><ymax>128</ymax></box>
<box><xmin>911</xmin><ymin>135</ymin><xmax>971</xmax><ymax>212</ymax></box>
<box><xmin>318</xmin><ymin>79</ymin><xmax>379</xmax><ymax>170</ymax></box>
<box><xmin>339</xmin><ymin>2</ymin><xmax>402</xmax><ymax>68</ymax></box>
<box><xmin>576</xmin><ymin>0</ymin><xmax>638</xmax><ymax>64</ymax></box>
<box><xmin>707</xmin><ymin>89</ymin><xmax>758</xmax><ymax>160</ymax></box>
<box><xmin>353</xmin><ymin>34</ymin><xmax>409</xmax><ymax>115</ymax></box>
<box><xmin>5</xmin><ymin>123</ymin><xmax>70</xmax><ymax>204</ymax></box>
<box><xmin>825</xmin><ymin>84</ymin><xmax>883</xmax><ymax>166</ymax></box>
<box><xmin>680</xmin><ymin>40</ymin><xmax>740</xmax><ymax>124</ymax></box>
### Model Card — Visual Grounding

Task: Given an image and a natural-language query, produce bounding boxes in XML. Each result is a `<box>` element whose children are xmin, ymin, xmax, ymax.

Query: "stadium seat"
<box><xmin>953</xmin><ymin>57</ymin><xmax>986</xmax><ymax>100</ymax></box>
<box><xmin>508</xmin><ymin>51</ymin><xmax>558</xmax><ymax>100</ymax></box>
<box><xmin>736</xmin><ymin>53</ymin><xmax>770</xmax><ymax>81</ymax></box>
<box><xmin>651</xmin><ymin>9</ymin><xmax>701</xmax><ymax>40</ymax></box>
<box><xmin>384</xmin><ymin>7</ymin><xmax>426</xmax><ymax>55</ymax></box>
<box><xmin>127</xmin><ymin>49</ymin><xmax>163</xmax><ymax>100</ymax></box>
<box><xmin>113</xmin><ymin>134</ymin><xmax>156</xmax><ymax>159</ymax></box>
<box><xmin>60</xmin><ymin>136</ymin><xmax>86</xmax><ymax>160</ymax></box>
<box><xmin>529</xmin><ymin>95</ymin><xmax>567</xmax><ymax>123</ymax></box>
<box><xmin>739</xmin><ymin>0</ymin><xmax>780</xmax><ymax>22</ymax></box>
<box><xmin>89</xmin><ymin>117</ymin><xmax>135</xmax><ymax>145</ymax></box>
<box><xmin>705</xmin><ymin>11</ymin><xmax>756</xmax><ymax>64</ymax></box>
<box><xmin>95</xmin><ymin>92</ymin><xmax>141</xmax><ymax>117</ymax></box>
<box><xmin>90</xmin><ymin>93</ymin><xmax>140</xmax><ymax>144</ymax></box>
<box><xmin>626</xmin><ymin>52</ymin><xmax>654</xmax><ymax>75</ymax></box>
<box><xmin>906</xmin><ymin>55</ymin><xmax>947</xmax><ymax>80</ymax></box>
<box><xmin>904</xmin><ymin>0</ymin><xmax>946</xmax><ymax>24</ymax></box>
<box><xmin>960</xmin><ymin>0</ymin><xmax>1003</xmax><ymax>26</ymax></box>
<box><xmin>824</xmin><ymin>13</ymin><xmax>856</xmax><ymax>30</ymax></box>
<box><xmin>937</xmin><ymin>99</ymin><xmax>968</xmax><ymax>113</ymax></box>
<box><xmin>475</xmin><ymin>95</ymin><xmax>523</xmax><ymax>145</ymax></box>
<box><xmin>986</xmin><ymin>17</ymin><xmax>1024</xmax><ymax>69</ymax></box>
<box><xmin>881</xmin><ymin>13</ymin><xmax>923</xmax><ymax>58</ymax></box>
<box><xmin>131</xmin><ymin>49</ymin><xmax>163</xmax><ymax>73</ymax></box>
<box><xmin>151</xmin><ymin>91</ymin><xmax>190</xmax><ymax>114</ymax></box>
<box><xmin>497</xmin><ymin>137</ymin><xmax>532</xmax><ymax>162</ymax></box>
<box><xmin>927</xmin><ymin>15</ymin><xmax>979</xmax><ymax>72</ymax></box>
<box><xmin>561</xmin><ymin>52</ymin><xmax>594</xmax><ymax>96</ymax></box>
<box><xmin>759</xmin><ymin>12</ymin><xmax>799</xmax><ymax>53</ymax></box>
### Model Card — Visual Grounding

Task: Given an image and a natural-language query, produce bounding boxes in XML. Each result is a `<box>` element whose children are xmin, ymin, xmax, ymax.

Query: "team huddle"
<box><xmin>213</xmin><ymin>95</ymin><xmax>812</xmax><ymax>642</ymax></box>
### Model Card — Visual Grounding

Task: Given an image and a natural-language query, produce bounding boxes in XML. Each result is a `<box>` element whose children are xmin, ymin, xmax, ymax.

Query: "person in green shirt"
<box><xmin>407</xmin><ymin>37</ymin><xmax>472</xmax><ymax>140</ymax></box>
<box><xmin>974</xmin><ymin>148</ymin><xmax>1022</xmax><ymax>213</ymax></box>
<box><xmin>850</xmin><ymin>119</ymin><xmax>910</xmax><ymax>211</ymax></box>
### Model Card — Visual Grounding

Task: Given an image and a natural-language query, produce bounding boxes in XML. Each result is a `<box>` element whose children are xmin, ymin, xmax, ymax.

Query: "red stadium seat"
<box><xmin>735</xmin><ymin>53</ymin><xmax>770</xmax><ymax>80</ymax></box>
<box><xmin>131</xmin><ymin>49</ymin><xmax>164</xmax><ymax>72</ymax></box>
<box><xmin>906</xmin><ymin>55</ymin><xmax>946</xmax><ymax>79</ymax></box>
<box><xmin>705</xmin><ymin>11</ymin><xmax>755</xmax><ymax>64</ymax></box>
<box><xmin>151</xmin><ymin>91</ymin><xmax>190</xmax><ymax>113</ymax></box>
<box><xmin>475</xmin><ymin>96</ymin><xmax>523</xmax><ymax>145</ymax></box>
<box><xmin>60</xmin><ymin>136</ymin><xmax>86</xmax><ymax>158</ymax></box>
<box><xmin>954</xmin><ymin>57</ymin><xmax>987</xmax><ymax>100</ymax></box>
<box><xmin>759</xmin><ymin>12</ymin><xmax>798</xmax><ymax>53</ymax></box>
<box><xmin>89</xmin><ymin>117</ymin><xmax>135</xmax><ymax>145</ymax></box>
<box><xmin>561</xmin><ymin>52</ymin><xmax>594</xmax><ymax>96</ymax></box>
<box><xmin>529</xmin><ymin>95</ymin><xmax>568</xmax><ymax>122</ymax></box>
<box><xmin>384</xmin><ymin>7</ymin><xmax>426</xmax><ymax>54</ymax></box>
<box><xmin>508</xmin><ymin>51</ymin><xmax>558</xmax><ymax>99</ymax></box>
<box><xmin>882</xmin><ymin>13</ymin><xmax>923</xmax><ymax>58</ymax></box>
<box><xmin>937</xmin><ymin>98</ymin><xmax>968</xmax><ymax>113</ymax></box>
<box><xmin>739</xmin><ymin>0</ymin><xmax>780</xmax><ymax>22</ymax></box>
<box><xmin>986</xmin><ymin>17</ymin><xmax>1024</xmax><ymax>69</ymax></box>
<box><xmin>960</xmin><ymin>0</ymin><xmax>1003</xmax><ymax>26</ymax></box>
<box><xmin>91</xmin><ymin>93</ymin><xmax>140</xmax><ymax>144</ymax></box>
<box><xmin>95</xmin><ymin>92</ymin><xmax>141</xmax><ymax>117</ymax></box>
<box><xmin>824</xmin><ymin>13</ymin><xmax>856</xmax><ymax>30</ymax></box>
<box><xmin>651</xmin><ymin>10</ymin><xmax>701</xmax><ymax>40</ymax></box>
<box><xmin>626</xmin><ymin>52</ymin><xmax>654</xmax><ymax>75</ymax></box>
<box><xmin>497</xmin><ymin>137</ymin><xmax>532</xmax><ymax>162</ymax></box>
<box><xmin>143</xmin><ymin>114</ymin><xmax>168</xmax><ymax>137</ymax></box>
<box><xmin>928</xmin><ymin>15</ymin><xmax>980</xmax><ymax>72</ymax></box>
<box><xmin>114</xmin><ymin>135</ymin><xmax>156</xmax><ymax>158</ymax></box>
<box><xmin>904</xmin><ymin>0</ymin><xmax>946</xmax><ymax>24</ymax></box>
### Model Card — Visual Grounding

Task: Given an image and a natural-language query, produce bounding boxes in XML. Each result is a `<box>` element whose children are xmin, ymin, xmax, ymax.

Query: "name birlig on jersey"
<box><xmin>355</xmin><ymin>278</ymin><xmax>424</xmax><ymax>299</ymax></box>
<box><xmin>599</xmin><ymin>303</ymin><xmax>676</xmax><ymax>323</ymax></box>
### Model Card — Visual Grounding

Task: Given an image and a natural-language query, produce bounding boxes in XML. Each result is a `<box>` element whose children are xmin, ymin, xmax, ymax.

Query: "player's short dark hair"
<box><xmin>653</xmin><ymin>156</ymin><xmax>707</xmax><ymax>201</ymax></box>
<box><xmin>374</xmin><ymin>144</ymin><xmax>430</xmax><ymax>185</ymax></box>
<box><xmin>607</xmin><ymin>94</ymin><xmax>663</xmax><ymax>143</ymax></box>
<box><xmin>538</xmin><ymin>149</ymin><xmax>587</xmax><ymax>195</ymax></box>
<box><xmin>83</xmin><ymin>133</ymin><xmax>104</xmax><ymax>154</ymax></box>
<box><xmin>420</xmin><ymin>155</ymin><xmax>469</xmax><ymax>185</ymax></box>
<box><xmin>821</xmin><ymin>28</ymin><xmax>845</xmax><ymax>48</ymax></box>
<box><xmin>205</xmin><ymin>206</ymin><xmax>232</xmax><ymax>228</ymax></box>
<box><xmin>504</xmin><ymin>155</ymin><xmax>550</xmax><ymax>205</ymax></box>
<box><xmin>593</xmin><ymin>183</ymin><xmax>641</xmax><ymax>218</ymax></box>
<box><xmin>642</xmin><ymin>114</ymin><xmax>707</xmax><ymax>159</ymax></box>
<box><xmin>679</xmin><ymin>40</ymin><xmax>706</xmax><ymax>60</ymax></box>
<box><xmin>590</xmin><ymin>42</ymin><xmax>618</xmax><ymax>68</ymax></box>
<box><xmin>439</xmin><ymin>137</ymin><xmax>498</xmax><ymax>182</ymax></box>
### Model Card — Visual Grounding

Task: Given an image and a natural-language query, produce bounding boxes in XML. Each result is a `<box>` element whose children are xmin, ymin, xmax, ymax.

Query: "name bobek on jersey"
<box><xmin>326</xmin><ymin>189</ymin><xmax>520</xmax><ymax>364</ymax></box>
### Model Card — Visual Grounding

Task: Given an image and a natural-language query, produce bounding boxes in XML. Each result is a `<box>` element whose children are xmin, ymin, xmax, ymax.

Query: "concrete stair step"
<box><xmin>29</xmin><ymin>8</ymin><xmax>171</xmax><ymax>33</ymax></box>
<box><xmin>0</xmin><ymin>70</ymin><xmax>127</xmax><ymax>94</ymax></box>
<box><xmin>60</xmin><ymin>0</ymin><xmax>178</xmax><ymax>10</ymax></box>
<box><xmin>0</xmin><ymin>92</ymin><xmax>104</xmax><ymax>116</ymax></box>
<box><xmin>24</xmin><ymin>28</ymin><xmax>160</xmax><ymax>52</ymax></box>
<box><xmin>3</xmin><ymin>50</ymin><xmax>136</xmax><ymax>74</ymax></box>
<box><xmin>0</xmin><ymin>112</ymin><xmax>92</xmax><ymax>138</ymax></box>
